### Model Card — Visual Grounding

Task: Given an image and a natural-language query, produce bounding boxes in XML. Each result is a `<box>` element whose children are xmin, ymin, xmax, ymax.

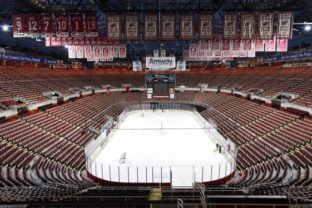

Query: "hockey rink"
<box><xmin>89</xmin><ymin>110</ymin><xmax>234</xmax><ymax>187</ymax></box>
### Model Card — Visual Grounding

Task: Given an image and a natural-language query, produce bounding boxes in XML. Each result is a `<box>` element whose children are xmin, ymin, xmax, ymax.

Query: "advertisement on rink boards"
<box><xmin>146</xmin><ymin>57</ymin><xmax>176</xmax><ymax>70</ymax></box>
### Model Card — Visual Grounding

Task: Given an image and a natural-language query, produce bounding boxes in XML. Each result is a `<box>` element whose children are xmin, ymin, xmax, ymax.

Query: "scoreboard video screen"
<box><xmin>146</xmin><ymin>74</ymin><xmax>176</xmax><ymax>95</ymax></box>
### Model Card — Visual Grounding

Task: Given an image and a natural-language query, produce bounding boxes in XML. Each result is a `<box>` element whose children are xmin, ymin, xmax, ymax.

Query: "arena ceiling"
<box><xmin>0</xmin><ymin>0</ymin><xmax>312</xmax><ymax>61</ymax></box>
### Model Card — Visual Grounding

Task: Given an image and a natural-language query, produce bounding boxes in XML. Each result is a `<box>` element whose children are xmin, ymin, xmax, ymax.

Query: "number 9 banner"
<box><xmin>55</xmin><ymin>14</ymin><xmax>69</xmax><ymax>37</ymax></box>
<box><xmin>12</xmin><ymin>15</ymin><xmax>26</xmax><ymax>38</ymax></box>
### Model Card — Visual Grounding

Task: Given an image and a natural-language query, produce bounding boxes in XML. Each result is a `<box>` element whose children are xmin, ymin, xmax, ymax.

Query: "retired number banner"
<box><xmin>25</xmin><ymin>15</ymin><xmax>39</xmax><ymax>37</ymax></box>
<box><xmin>241</xmin><ymin>13</ymin><xmax>255</xmax><ymax>39</ymax></box>
<box><xmin>161</xmin><ymin>15</ymin><xmax>175</xmax><ymax>40</ymax></box>
<box><xmin>125</xmin><ymin>15</ymin><xmax>139</xmax><ymax>40</ymax></box>
<box><xmin>223</xmin><ymin>13</ymin><xmax>237</xmax><ymax>39</ymax></box>
<box><xmin>56</xmin><ymin>14</ymin><xmax>69</xmax><ymax>37</ymax></box>
<box><xmin>199</xmin><ymin>14</ymin><xmax>213</xmax><ymax>40</ymax></box>
<box><xmin>144</xmin><ymin>14</ymin><xmax>158</xmax><ymax>40</ymax></box>
<box><xmin>278</xmin><ymin>12</ymin><xmax>293</xmax><ymax>38</ymax></box>
<box><xmin>180</xmin><ymin>15</ymin><xmax>193</xmax><ymax>40</ymax></box>
<box><xmin>71</xmin><ymin>14</ymin><xmax>84</xmax><ymax>37</ymax></box>
<box><xmin>106</xmin><ymin>15</ymin><xmax>121</xmax><ymax>40</ymax></box>
<box><xmin>85</xmin><ymin>13</ymin><xmax>98</xmax><ymax>37</ymax></box>
<box><xmin>12</xmin><ymin>15</ymin><xmax>26</xmax><ymax>38</ymax></box>
<box><xmin>40</xmin><ymin>14</ymin><xmax>53</xmax><ymax>37</ymax></box>
<box><xmin>259</xmin><ymin>13</ymin><xmax>274</xmax><ymax>39</ymax></box>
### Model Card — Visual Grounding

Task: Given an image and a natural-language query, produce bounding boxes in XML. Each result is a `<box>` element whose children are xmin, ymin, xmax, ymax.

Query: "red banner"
<box><xmin>180</xmin><ymin>15</ymin><xmax>194</xmax><ymax>40</ymax></box>
<box><xmin>125</xmin><ymin>15</ymin><xmax>139</xmax><ymax>40</ymax></box>
<box><xmin>161</xmin><ymin>14</ymin><xmax>175</xmax><ymax>40</ymax></box>
<box><xmin>276</xmin><ymin>38</ymin><xmax>288</xmax><ymax>52</ymax></box>
<box><xmin>85</xmin><ymin>13</ymin><xmax>98</xmax><ymax>37</ymax></box>
<box><xmin>241</xmin><ymin>13</ymin><xmax>255</xmax><ymax>39</ymax></box>
<box><xmin>259</xmin><ymin>13</ymin><xmax>274</xmax><ymax>39</ymax></box>
<box><xmin>25</xmin><ymin>15</ymin><xmax>39</xmax><ymax>36</ymax></box>
<box><xmin>144</xmin><ymin>14</ymin><xmax>158</xmax><ymax>40</ymax></box>
<box><xmin>223</xmin><ymin>13</ymin><xmax>237</xmax><ymax>39</ymax></box>
<box><xmin>199</xmin><ymin>14</ymin><xmax>213</xmax><ymax>40</ymax></box>
<box><xmin>12</xmin><ymin>15</ymin><xmax>26</xmax><ymax>38</ymax></box>
<box><xmin>71</xmin><ymin>14</ymin><xmax>84</xmax><ymax>37</ymax></box>
<box><xmin>278</xmin><ymin>12</ymin><xmax>293</xmax><ymax>38</ymax></box>
<box><xmin>39</xmin><ymin>14</ymin><xmax>53</xmax><ymax>36</ymax></box>
<box><xmin>55</xmin><ymin>14</ymin><xmax>69</xmax><ymax>37</ymax></box>
<box><xmin>106</xmin><ymin>15</ymin><xmax>121</xmax><ymax>40</ymax></box>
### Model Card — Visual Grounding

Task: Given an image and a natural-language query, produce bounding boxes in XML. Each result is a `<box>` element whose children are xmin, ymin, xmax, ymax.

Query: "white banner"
<box><xmin>189</xmin><ymin>44</ymin><xmax>198</xmax><ymax>59</ymax></box>
<box><xmin>241</xmin><ymin>13</ymin><xmax>255</xmax><ymax>39</ymax></box>
<box><xmin>106</xmin><ymin>15</ymin><xmax>120</xmax><ymax>40</ymax></box>
<box><xmin>110</xmin><ymin>45</ymin><xmax>118</xmax><ymax>58</ymax></box>
<box><xmin>153</xmin><ymin>50</ymin><xmax>159</xmax><ymax>57</ymax></box>
<box><xmin>199</xmin><ymin>14</ymin><xmax>213</xmax><ymax>40</ymax></box>
<box><xmin>180</xmin><ymin>15</ymin><xmax>193</xmax><ymax>40</ymax></box>
<box><xmin>160</xmin><ymin>49</ymin><xmax>166</xmax><ymax>57</ymax></box>
<box><xmin>75</xmin><ymin>46</ymin><xmax>84</xmax><ymax>59</ymax></box>
<box><xmin>146</xmin><ymin>57</ymin><xmax>176</xmax><ymax>69</ymax></box>
<box><xmin>93</xmin><ymin>45</ymin><xmax>101</xmax><ymax>61</ymax></box>
<box><xmin>211</xmin><ymin>36</ymin><xmax>221</xmax><ymax>51</ymax></box>
<box><xmin>276</xmin><ymin>38</ymin><xmax>288</xmax><ymax>52</ymax></box>
<box><xmin>133</xmin><ymin>60</ymin><xmax>142</xmax><ymax>71</ymax></box>
<box><xmin>265</xmin><ymin>35</ymin><xmax>276</xmax><ymax>52</ymax></box>
<box><xmin>176</xmin><ymin>60</ymin><xmax>186</xmax><ymax>70</ymax></box>
<box><xmin>125</xmin><ymin>15</ymin><xmax>139</xmax><ymax>40</ymax></box>
<box><xmin>259</xmin><ymin>13</ymin><xmax>274</xmax><ymax>39</ymax></box>
<box><xmin>68</xmin><ymin>46</ymin><xmax>76</xmax><ymax>59</ymax></box>
<box><xmin>278</xmin><ymin>12</ymin><xmax>293</xmax><ymax>38</ymax></box>
<box><xmin>118</xmin><ymin>44</ymin><xmax>126</xmax><ymax>58</ymax></box>
<box><xmin>161</xmin><ymin>15</ymin><xmax>175</xmax><ymax>40</ymax></box>
<box><xmin>84</xmin><ymin>45</ymin><xmax>93</xmax><ymax>59</ymax></box>
<box><xmin>223</xmin><ymin>13</ymin><xmax>237</xmax><ymax>39</ymax></box>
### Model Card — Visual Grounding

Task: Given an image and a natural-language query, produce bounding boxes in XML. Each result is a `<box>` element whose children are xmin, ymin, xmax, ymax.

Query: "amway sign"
<box><xmin>146</xmin><ymin>57</ymin><xmax>176</xmax><ymax>70</ymax></box>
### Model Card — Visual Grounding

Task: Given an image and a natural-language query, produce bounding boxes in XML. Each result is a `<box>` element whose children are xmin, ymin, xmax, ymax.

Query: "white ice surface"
<box><xmin>90</xmin><ymin>110</ymin><xmax>232</xmax><ymax>187</ymax></box>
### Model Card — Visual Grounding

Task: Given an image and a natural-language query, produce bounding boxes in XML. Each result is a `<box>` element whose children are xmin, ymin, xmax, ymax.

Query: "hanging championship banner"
<box><xmin>102</xmin><ymin>46</ymin><xmax>110</xmax><ymax>59</ymax></box>
<box><xmin>75</xmin><ymin>46</ymin><xmax>84</xmax><ymax>58</ymax></box>
<box><xmin>85</xmin><ymin>13</ymin><xmax>98</xmax><ymax>37</ymax></box>
<box><xmin>242</xmin><ymin>39</ymin><xmax>252</xmax><ymax>50</ymax></box>
<box><xmin>180</xmin><ymin>15</ymin><xmax>193</xmax><ymax>40</ymax></box>
<box><xmin>232</xmin><ymin>38</ymin><xmax>240</xmax><ymax>50</ymax></box>
<box><xmin>276</xmin><ymin>38</ymin><xmax>288</xmax><ymax>52</ymax></box>
<box><xmin>56</xmin><ymin>14</ymin><xmax>69</xmax><ymax>37</ymax></box>
<box><xmin>12</xmin><ymin>15</ymin><xmax>26</xmax><ymax>38</ymax></box>
<box><xmin>255</xmin><ymin>39</ymin><xmax>265</xmax><ymax>51</ymax></box>
<box><xmin>189</xmin><ymin>44</ymin><xmax>198</xmax><ymax>59</ymax></box>
<box><xmin>161</xmin><ymin>14</ymin><xmax>175</xmax><ymax>40</ymax></box>
<box><xmin>223</xmin><ymin>13</ymin><xmax>237</xmax><ymax>39</ymax></box>
<box><xmin>199</xmin><ymin>14</ymin><xmax>213</xmax><ymax>40</ymax></box>
<box><xmin>259</xmin><ymin>13</ymin><xmax>274</xmax><ymax>39</ymax></box>
<box><xmin>222</xmin><ymin>39</ymin><xmax>231</xmax><ymax>50</ymax></box>
<box><xmin>265</xmin><ymin>35</ymin><xmax>276</xmax><ymax>52</ymax></box>
<box><xmin>25</xmin><ymin>15</ymin><xmax>39</xmax><ymax>37</ymax></box>
<box><xmin>93</xmin><ymin>45</ymin><xmax>101</xmax><ymax>61</ymax></box>
<box><xmin>110</xmin><ymin>45</ymin><xmax>118</xmax><ymax>58</ymax></box>
<box><xmin>144</xmin><ymin>14</ymin><xmax>158</xmax><ymax>40</ymax></box>
<box><xmin>278</xmin><ymin>12</ymin><xmax>293</xmax><ymax>38</ymax></box>
<box><xmin>71</xmin><ymin>14</ymin><xmax>84</xmax><ymax>37</ymax></box>
<box><xmin>106</xmin><ymin>15</ymin><xmax>121</xmax><ymax>40</ymax></box>
<box><xmin>211</xmin><ymin>35</ymin><xmax>221</xmax><ymax>51</ymax></box>
<box><xmin>68</xmin><ymin>46</ymin><xmax>76</xmax><ymax>59</ymax></box>
<box><xmin>125</xmin><ymin>15</ymin><xmax>139</xmax><ymax>40</ymax></box>
<box><xmin>119</xmin><ymin>45</ymin><xmax>126</xmax><ymax>58</ymax></box>
<box><xmin>183</xmin><ymin>50</ymin><xmax>189</xmax><ymax>61</ymax></box>
<box><xmin>40</xmin><ymin>14</ymin><xmax>53</xmax><ymax>37</ymax></box>
<box><xmin>241</xmin><ymin>13</ymin><xmax>255</xmax><ymax>39</ymax></box>
<box><xmin>45</xmin><ymin>37</ymin><xmax>51</xmax><ymax>47</ymax></box>
<box><xmin>84</xmin><ymin>46</ymin><xmax>93</xmax><ymax>59</ymax></box>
